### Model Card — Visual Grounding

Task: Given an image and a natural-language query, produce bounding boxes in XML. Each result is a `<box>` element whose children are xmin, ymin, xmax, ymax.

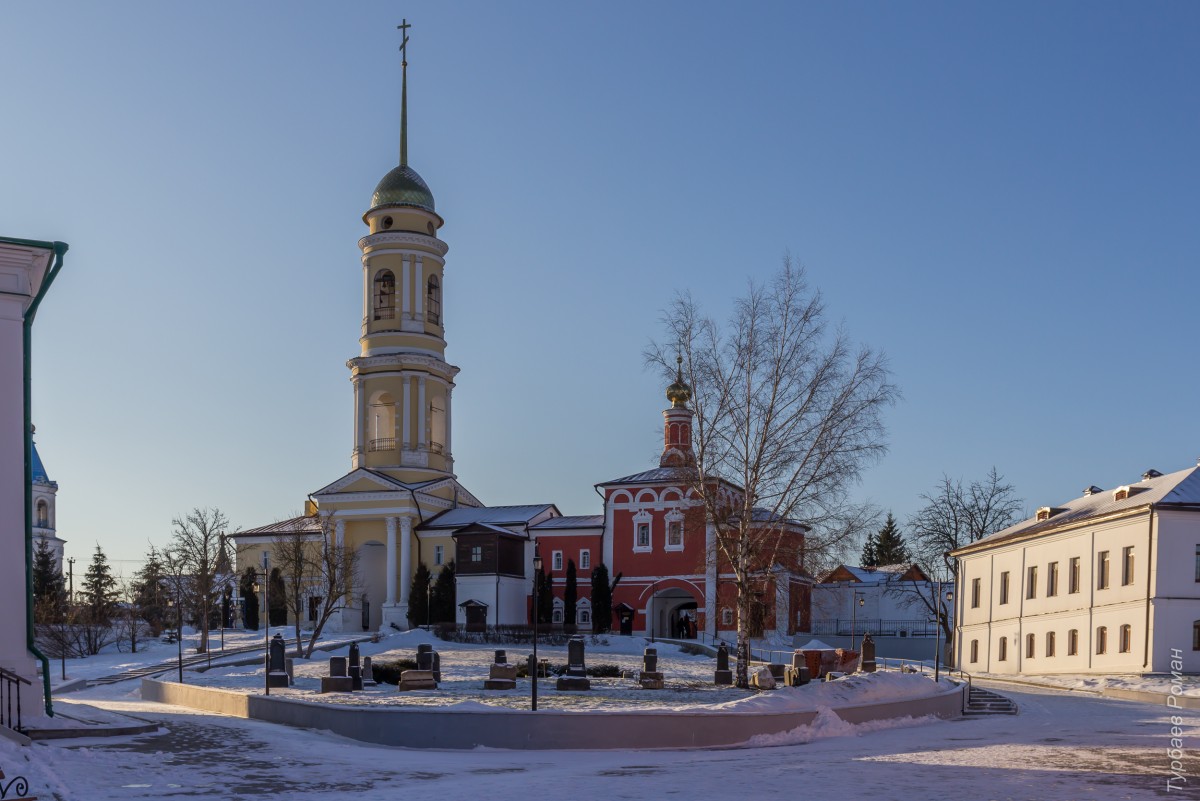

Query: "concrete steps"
<box><xmin>964</xmin><ymin>686</ymin><xmax>1018</xmax><ymax>716</ymax></box>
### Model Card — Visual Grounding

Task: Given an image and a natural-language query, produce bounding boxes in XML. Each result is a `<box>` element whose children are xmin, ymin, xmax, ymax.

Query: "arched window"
<box><xmin>426</xmin><ymin>274</ymin><xmax>441</xmax><ymax>325</ymax></box>
<box><xmin>1119</xmin><ymin>624</ymin><xmax>1132</xmax><ymax>653</ymax></box>
<box><xmin>1096</xmin><ymin>626</ymin><xmax>1108</xmax><ymax>655</ymax></box>
<box><xmin>1068</xmin><ymin>629</ymin><xmax>1079</xmax><ymax>655</ymax></box>
<box><xmin>969</xmin><ymin>639</ymin><xmax>979</xmax><ymax>663</ymax></box>
<box><xmin>373</xmin><ymin>270</ymin><xmax>395</xmax><ymax>320</ymax></box>
<box><xmin>36</xmin><ymin>500</ymin><xmax>48</xmax><ymax>528</ymax></box>
<box><xmin>580</xmin><ymin>609</ymin><xmax>591</xmax><ymax>625</ymax></box>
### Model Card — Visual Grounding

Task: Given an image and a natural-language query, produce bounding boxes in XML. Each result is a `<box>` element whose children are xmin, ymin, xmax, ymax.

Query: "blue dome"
<box><xmin>31</xmin><ymin>442</ymin><xmax>50</xmax><ymax>484</ymax></box>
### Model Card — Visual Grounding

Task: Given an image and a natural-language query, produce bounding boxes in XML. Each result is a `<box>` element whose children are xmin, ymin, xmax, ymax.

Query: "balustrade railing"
<box><xmin>368</xmin><ymin>437</ymin><xmax>397</xmax><ymax>452</ymax></box>
<box><xmin>0</xmin><ymin>666</ymin><xmax>31</xmax><ymax>735</ymax></box>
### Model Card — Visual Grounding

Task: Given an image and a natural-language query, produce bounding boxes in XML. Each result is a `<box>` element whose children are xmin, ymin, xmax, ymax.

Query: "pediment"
<box><xmin>312</xmin><ymin>469</ymin><xmax>404</xmax><ymax>497</ymax></box>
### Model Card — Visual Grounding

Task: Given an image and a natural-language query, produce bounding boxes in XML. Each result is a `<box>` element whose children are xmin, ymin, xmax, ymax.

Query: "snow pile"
<box><xmin>713</xmin><ymin>671</ymin><xmax>948</xmax><ymax>714</ymax></box>
<box><xmin>745</xmin><ymin>705</ymin><xmax>940</xmax><ymax>747</ymax></box>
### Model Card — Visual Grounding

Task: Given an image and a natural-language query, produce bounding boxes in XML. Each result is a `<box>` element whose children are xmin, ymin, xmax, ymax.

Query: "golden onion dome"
<box><xmin>665</xmin><ymin>357</ymin><xmax>692</xmax><ymax>408</ymax></box>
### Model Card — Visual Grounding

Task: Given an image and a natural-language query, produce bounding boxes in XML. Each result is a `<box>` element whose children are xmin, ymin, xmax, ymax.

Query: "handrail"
<box><xmin>1</xmin><ymin>665</ymin><xmax>32</xmax><ymax>734</ymax></box>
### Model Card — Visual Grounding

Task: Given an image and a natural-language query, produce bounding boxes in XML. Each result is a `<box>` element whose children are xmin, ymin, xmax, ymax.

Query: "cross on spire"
<box><xmin>397</xmin><ymin>19</ymin><xmax>412</xmax><ymax>166</ymax></box>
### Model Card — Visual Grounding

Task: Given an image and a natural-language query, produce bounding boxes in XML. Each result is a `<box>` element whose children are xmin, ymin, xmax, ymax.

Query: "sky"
<box><xmin>4</xmin><ymin>2</ymin><xmax>1199</xmax><ymax>571</ymax></box>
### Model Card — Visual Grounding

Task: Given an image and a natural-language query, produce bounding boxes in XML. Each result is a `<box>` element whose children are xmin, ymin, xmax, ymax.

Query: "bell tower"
<box><xmin>661</xmin><ymin>357</ymin><xmax>696</xmax><ymax>468</ymax></box>
<box><xmin>349</xmin><ymin>21</ymin><xmax>457</xmax><ymax>483</ymax></box>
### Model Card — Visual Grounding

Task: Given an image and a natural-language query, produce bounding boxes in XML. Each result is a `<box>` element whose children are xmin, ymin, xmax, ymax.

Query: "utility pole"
<box><xmin>66</xmin><ymin>556</ymin><xmax>75</xmax><ymax>604</ymax></box>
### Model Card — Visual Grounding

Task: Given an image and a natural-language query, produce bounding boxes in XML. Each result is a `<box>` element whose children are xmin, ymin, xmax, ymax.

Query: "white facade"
<box><xmin>0</xmin><ymin>237</ymin><xmax>64</xmax><ymax>723</ymax></box>
<box><xmin>954</xmin><ymin>465</ymin><xmax>1200</xmax><ymax>674</ymax></box>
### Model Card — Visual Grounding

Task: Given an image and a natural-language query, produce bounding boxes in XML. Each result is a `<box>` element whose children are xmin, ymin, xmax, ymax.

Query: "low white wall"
<box><xmin>141</xmin><ymin>677</ymin><xmax>963</xmax><ymax>750</ymax></box>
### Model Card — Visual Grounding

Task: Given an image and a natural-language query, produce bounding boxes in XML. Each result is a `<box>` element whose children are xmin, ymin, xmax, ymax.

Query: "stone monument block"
<box><xmin>714</xmin><ymin>642</ymin><xmax>733</xmax><ymax>685</ymax></box>
<box><xmin>398</xmin><ymin>669</ymin><xmax>438</xmax><ymax>691</ymax></box>
<box><xmin>489</xmin><ymin>663</ymin><xmax>518</xmax><ymax>681</ymax></box>
<box><xmin>751</xmin><ymin>666</ymin><xmax>776</xmax><ymax>690</ymax></box>
<box><xmin>639</xmin><ymin>671</ymin><xmax>664</xmax><ymax>690</ymax></box>
<box><xmin>859</xmin><ymin>633</ymin><xmax>877</xmax><ymax>673</ymax></box>
<box><xmin>329</xmin><ymin>656</ymin><xmax>348</xmax><ymax>677</ymax></box>
<box><xmin>557</xmin><ymin>635</ymin><xmax>591</xmax><ymax>690</ymax></box>
<box><xmin>494</xmin><ymin>650</ymin><xmax>507</xmax><ymax>664</ymax></box>
<box><xmin>320</xmin><ymin>676</ymin><xmax>354</xmax><ymax>693</ymax></box>
<box><xmin>643</xmin><ymin>647</ymin><xmax>658</xmax><ymax>673</ymax></box>
<box><xmin>362</xmin><ymin>656</ymin><xmax>378</xmax><ymax>685</ymax></box>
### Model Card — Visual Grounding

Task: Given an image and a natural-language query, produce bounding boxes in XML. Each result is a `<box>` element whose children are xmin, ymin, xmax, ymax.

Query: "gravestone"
<box><xmin>785</xmin><ymin>650</ymin><xmax>811</xmax><ymax>686</ymax></box>
<box><xmin>714</xmin><ymin>643</ymin><xmax>733</xmax><ymax>685</ymax></box>
<box><xmin>639</xmin><ymin>647</ymin><xmax>664</xmax><ymax>690</ymax></box>
<box><xmin>362</xmin><ymin>656</ymin><xmax>378</xmax><ymax>686</ymax></box>
<box><xmin>267</xmin><ymin>633</ymin><xmax>290</xmax><ymax>688</ymax></box>
<box><xmin>484</xmin><ymin>649</ymin><xmax>517</xmax><ymax>690</ymax></box>
<box><xmin>751</xmin><ymin>665</ymin><xmax>776</xmax><ymax>690</ymax></box>
<box><xmin>284</xmin><ymin>658</ymin><xmax>295</xmax><ymax>685</ymax></box>
<box><xmin>859</xmin><ymin>633</ymin><xmax>877</xmax><ymax>673</ymax></box>
<box><xmin>556</xmin><ymin>635</ymin><xmax>591</xmax><ymax>691</ymax></box>
<box><xmin>400</xmin><ymin>644</ymin><xmax>440</xmax><ymax>690</ymax></box>
<box><xmin>320</xmin><ymin>654</ymin><xmax>353</xmax><ymax>693</ymax></box>
<box><xmin>416</xmin><ymin>643</ymin><xmax>442</xmax><ymax>683</ymax></box>
<box><xmin>349</xmin><ymin>642</ymin><xmax>363</xmax><ymax>691</ymax></box>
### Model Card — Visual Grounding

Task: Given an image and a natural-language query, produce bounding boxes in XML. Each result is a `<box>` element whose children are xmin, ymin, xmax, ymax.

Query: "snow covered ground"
<box><xmin>1</xmin><ymin>631</ymin><xmax>1190</xmax><ymax>799</ymax></box>
<box><xmin>973</xmin><ymin>670</ymin><xmax>1200</xmax><ymax>698</ymax></box>
<box><xmin>2</xmin><ymin>680</ymin><xmax>1189</xmax><ymax>800</ymax></box>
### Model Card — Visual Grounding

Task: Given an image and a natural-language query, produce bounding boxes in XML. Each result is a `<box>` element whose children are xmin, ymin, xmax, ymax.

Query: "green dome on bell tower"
<box><xmin>371</xmin><ymin>164</ymin><xmax>436</xmax><ymax>213</ymax></box>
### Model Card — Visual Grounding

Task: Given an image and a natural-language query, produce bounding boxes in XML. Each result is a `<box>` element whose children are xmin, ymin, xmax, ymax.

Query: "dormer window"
<box><xmin>373</xmin><ymin>270</ymin><xmax>396</xmax><ymax>321</ymax></box>
<box><xmin>1036</xmin><ymin>507</ymin><xmax>1065</xmax><ymax>522</ymax></box>
<box><xmin>426</xmin><ymin>274</ymin><xmax>441</xmax><ymax>326</ymax></box>
<box><xmin>1113</xmin><ymin>485</ymin><xmax>1146</xmax><ymax>502</ymax></box>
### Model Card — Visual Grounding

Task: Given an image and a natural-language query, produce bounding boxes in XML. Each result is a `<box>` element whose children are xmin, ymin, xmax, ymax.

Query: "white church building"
<box><xmin>953</xmin><ymin>462</ymin><xmax>1200</xmax><ymax>675</ymax></box>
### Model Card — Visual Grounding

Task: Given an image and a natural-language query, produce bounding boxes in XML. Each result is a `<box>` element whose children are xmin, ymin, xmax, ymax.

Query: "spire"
<box><xmin>398</xmin><ymin>19</ymin><xmax>411</xmax><ymax>167</ymax></box>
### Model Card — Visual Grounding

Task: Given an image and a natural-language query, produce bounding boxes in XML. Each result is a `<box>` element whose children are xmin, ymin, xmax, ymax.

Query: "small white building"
<box><xmin>953</xmin><ymin>463</ymin><xmax>1200</xmax><ymax>675</ymax></box>
<box><xmin>812</xmin><ymin>563</ymin><xmax>953</xmax><ymax>638</ymax></box>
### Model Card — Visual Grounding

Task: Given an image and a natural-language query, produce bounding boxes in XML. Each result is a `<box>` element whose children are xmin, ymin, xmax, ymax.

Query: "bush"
<box><xmin>678</xmin><ymin>644</ymin><xmax>708</xmax><ymax>656</ymax></box>
<box><xmin>370</xmin><ymin>658</ymin><xmax>418</xmax><ymax>685</ymax></box>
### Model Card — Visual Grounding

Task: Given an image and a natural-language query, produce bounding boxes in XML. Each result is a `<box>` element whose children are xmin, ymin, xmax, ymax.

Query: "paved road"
<box><xmin>26</xmin><ymin>679</ymin><xmax>1187</xmax><ymax>800</ymax></box>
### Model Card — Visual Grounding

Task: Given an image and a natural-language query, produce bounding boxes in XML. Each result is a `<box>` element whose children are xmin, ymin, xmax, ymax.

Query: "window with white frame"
<box><xmin>580</xmin><ymin>609</ymin><xmax>591</xmax><ymax>624</ymax></box>
<box><xmin>633</xmin><ymin>511</ymin><xmax>652</xmax><ymax>551</ymax></box>
<box><xmin>471</xmin><ymin>546</ymin><xmax>482</xmax><ymax>563</ymax></box>
<box><xmin>553</xmin><ymin>609</ymin><xmax>563</xmax><ymax>623</ymax></box>
<box><xmin>434</xmin><ymin>544</ymin><xmax>444</xmax><ymax>566</ymax></box>
<box><xmin>666</xmin><ymin>518</ymin><xmax>683</xmax><ymax>550</ymax></box>
<box><xmin>580</xmin><ymin>549</ymin><xmax>591</xmax><ymax>570</ymax></box>
<box><xmin>552</xmin><ymin>551</ymin><xmax>563</xmax><ymax>571</ymax></box>
<box><xmin>721</xmin><ymin>607</ymin><xmax>733</xmax><ymax>627</ymax></box>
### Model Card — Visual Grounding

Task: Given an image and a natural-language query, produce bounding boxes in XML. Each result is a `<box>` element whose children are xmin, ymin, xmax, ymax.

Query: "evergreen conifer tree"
<box><xmin>32</xmin><ymin>539</ymin><xmax>64</xmax><ymax>624</ymax></box>
<box><xmin>860</xmin><ymin>532</ymin><xmax>879</xmax><ymax>567</ymax></box>
<box><xmin>431</xmin><ymin>560</ymin><xmax>456</xmax><ymax>624</ymax></box>
<box><xmin>874</xmin><ymin>512</ymin><xmax>910</xmax><ymax>565</ymax></box>
<box><xmin>81</xmin><ymin>544</ymin><xmax>119</xmax><ymax>625</ymax></box>
<box><xmin>536</xmin><ymin>568</ymin><xmax>554</xmax><ymax>625</ymax></box>
<box><xmin>240</xmin><ymin>566</ymin><xmax>259</xmax><ymax>630</ymax></box>
<box><xmin>564</xmin><ymin>560</ymin><xmax>578</xmax><ymax>626</ymax></box>
<box><xmin>133</xmin><ymin>545</ymin><xmax>168</xmax><ymax>635</ymax></box>
<box><xmin>408</xmin><ymin>562</ymin><xmax>432</xmax><ymax>627</ymax></box>
<box><xmin>268</xmin><ymin>566</ymin><xmax>287</xmax><ymax>627</ymax></box>
<box><xmin>589</xmin><ymin>564</ymin><xmax>611</xmax><ymax>632</ymax></box>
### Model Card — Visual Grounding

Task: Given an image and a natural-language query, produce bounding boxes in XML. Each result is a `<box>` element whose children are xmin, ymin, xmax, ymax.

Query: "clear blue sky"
<box><xmin>4</xmin><ymin>2</ymin><xmax>1198</xmax><ymax>571</ymax></box>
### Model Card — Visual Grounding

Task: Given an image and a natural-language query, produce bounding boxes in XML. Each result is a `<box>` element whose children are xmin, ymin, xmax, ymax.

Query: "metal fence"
<box><xmin>808</xmin><ymin>618</ymin><xmax>939</xmax><ymax>637</ymax></box>
<box><xmin>0</xmin><ymin>665</ymin><xmax>31</xmax><ymax>734</ymax></box>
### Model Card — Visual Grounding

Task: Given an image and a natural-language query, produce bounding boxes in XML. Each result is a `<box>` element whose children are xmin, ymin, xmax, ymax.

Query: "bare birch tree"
<box><xmin>272</xmin><ymin>516</ymin><xmax>316</xmax><ymax>657</ymax></box>
<box><xmin>302</xmin><ymin>514</ymin><xmax>358</xmax><ymax>658</ymax></box>
<box><xmin>649</xmin><ymin>257</ymin><xmax>898</xmax><ymax>687</ymax></box>
<box><xmin>170</xmin><ymin>507</ymin><xmax>232</xmax><ymax>654</ymax></box>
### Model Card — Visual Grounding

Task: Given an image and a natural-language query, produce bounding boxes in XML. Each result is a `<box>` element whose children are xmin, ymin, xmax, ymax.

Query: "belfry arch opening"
<box><xmin>369</xmin><ymin>391</ymin><xmax>396</xmax><ymax>452</ymax></box>
<box><xmin>426</xmin><ymin>274</ymin><xmax>441</xmax><ymax>325</ymax></box>
<box><xmin>373</xmin><ymin>269</ymin><xmax>396</xmax><ymax>320</ymax></box>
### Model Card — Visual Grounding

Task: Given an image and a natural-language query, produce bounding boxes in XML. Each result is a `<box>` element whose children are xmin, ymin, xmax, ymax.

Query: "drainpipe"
<box><xmin>23</xmin><ymin>240</ymin><xmax>68</xmax><ymax>717</ymax></box>
<box><xmin>1143</xmin><ymin>505</ymin><xmax>1155</xmax><ymax>670</ymax></box>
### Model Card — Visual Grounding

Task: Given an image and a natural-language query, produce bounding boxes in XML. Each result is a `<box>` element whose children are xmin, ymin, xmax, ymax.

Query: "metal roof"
<box><xmin>598</xmin><ymin>467</ymin><xmax>698</xmax><ymax>486</ymax></box>
<box><xmin>530</xmin><ymin>515</ymin><xmax>604</xmax><ymax>530</ymax></box>
<box><xmin>31</xmin><ymin>441</ymin><xmax>51</xmax><ymax>485</ymax></box>
<box><xmin>232</xmin><ymin>515</ymin><xmax>322</xmax><ymax>537</ymax></box>
<box><xmin>817</xmin><ymin>563</ymin><xmax>927</xmax><ymax>585</ymax></box>
<box><xmin>957</xmin><ymin>464</ymin><xmax>1200</xmax><ymax>555</ymax></box>
<box><xmin>418</xmin><ymin>504</ymin><xmax>558</xmax><ymax>530</ymax></box>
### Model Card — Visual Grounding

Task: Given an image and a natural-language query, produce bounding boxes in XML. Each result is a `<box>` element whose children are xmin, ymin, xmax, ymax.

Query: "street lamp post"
<box><xmin>260</xmin><ymin>553</ymin><xmax>271</xmax><ymax>696</ymax></box>
<box><xmin>531</xmin><ymin>547</ymin><xmax>542</xmax><ymax>712</ymax></box>
<box><xmin>934</xmin><ymin>583</ymin><xmax>953</xmax><ymax>682</ymax></box>
<box><xmin>167</xmin><ymin>597</ymin><xmax>183</xmax><ymax>683</ymax></box>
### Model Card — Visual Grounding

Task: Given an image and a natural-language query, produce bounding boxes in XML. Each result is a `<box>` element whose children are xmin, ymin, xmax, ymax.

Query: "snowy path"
<box><xmin>5</xmin><ymin>682</ymin><xmax>1189</xmax><ymax>800</ymax></box>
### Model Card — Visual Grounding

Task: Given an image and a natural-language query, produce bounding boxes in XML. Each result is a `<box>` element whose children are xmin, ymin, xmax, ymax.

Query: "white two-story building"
<box><xmin>953</xmin><ymin>462</ymin><xmax>1200</xmax><ymax>675</ymax></box>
